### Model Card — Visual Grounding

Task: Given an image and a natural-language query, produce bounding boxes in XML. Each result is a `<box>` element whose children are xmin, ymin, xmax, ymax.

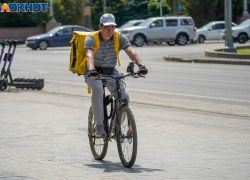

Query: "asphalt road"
<box><xmin>1</xmin><ymin>42</ymin><xmax>250</xmax><ymax>179</ymax></box>
<box><xmin>11</xmin><ymin>42</ymin><xmax>250</xmax><ymax>106</ymax></box>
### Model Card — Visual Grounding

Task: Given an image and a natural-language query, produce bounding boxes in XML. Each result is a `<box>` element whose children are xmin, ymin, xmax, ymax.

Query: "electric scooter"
<box><xmin>0</xmin><ymin>40</ymin><xmax>44</xmax><ymax>91</ymax></box>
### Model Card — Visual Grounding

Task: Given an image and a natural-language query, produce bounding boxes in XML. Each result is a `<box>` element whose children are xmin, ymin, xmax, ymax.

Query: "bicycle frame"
<box><xmin>102</xmin><ymin>76</ymin><xmax>129</xmax><ymax>141</ymax></box>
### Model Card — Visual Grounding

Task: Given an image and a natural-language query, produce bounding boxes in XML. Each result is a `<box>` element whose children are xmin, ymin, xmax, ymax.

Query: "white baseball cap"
<box><xmin>100</xmin><ymin>13</ymin><xmax>117</xmax><ymax>26</ymax></box>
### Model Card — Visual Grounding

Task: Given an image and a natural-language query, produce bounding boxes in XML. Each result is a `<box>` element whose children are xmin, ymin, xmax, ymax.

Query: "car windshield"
<box><xmin>138</xmin><ymin>19</ymin><xmax>152</xmax><ymax>27</ymax></box>
<box><xmin>120</xmin><ymin>22</ymin><xmax>137</xmax><ymax>29</ymax></box>
<box><xmin>239</xmin><ymin>19</ymin><xmax>250</xmax><ymax>27</ymax></box>
<box><xmin>46</xmin><ymin>27</ymin><xmax>62</xmax><ymax>35</ymax></box>
<box><xmin>200</xmin><ymin>22</ymin><xmax>214</xmax><ymax>29</ymax></box>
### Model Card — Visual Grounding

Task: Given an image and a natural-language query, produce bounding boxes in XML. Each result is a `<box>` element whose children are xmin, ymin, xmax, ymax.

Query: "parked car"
<box><xmin>25</xmin><ymin>25</ymin><xmax>92</xmax><ymax>50</ymax></box>
<box><xmin>121</xmin><ymin>16</ymin><xmax>196</xmax><ymax>47</ymax></box>
<box><xmin>222</xmin><ymin>19</ymin><xmax>250</xmax><ymax>44</ymax></box>
<box><xmin>195</xmin><ymin>21</ymin><xmax>237</xmax><ymax>43</ymax></box>
<box><xmin>115</xmin><ymin>19</ymin><xmax>145</xmax><ymax>32</ymax></box>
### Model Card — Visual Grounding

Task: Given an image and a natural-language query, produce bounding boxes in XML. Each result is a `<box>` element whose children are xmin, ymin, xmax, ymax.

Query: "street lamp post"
<box><xmin>224</xmin><ymin>0</ymin><xmax>236</xmax><ymax>53</ymax></box>
<box><xmin>173</xmin><ymin>0</ymin><xmax>177</xmax><ymax>15</ymax></box>
<box><xmin>242</xmin><ymin>0</ymin><xmax>249</xmax><ymax>16</ymax></box>
<box><xmin>102</xmin><ymin>0</ymin><xmax>106</xmax><ymax>13</ymax></box>
<box><xmin>49</xmin><ymin>0</ymin><xmax>57</xmax><ymax>23</ymax></box>
<box><xmin>160</xmin><ymin>0</ymin><xmax>163</xmax><ymax>16</ymax></box>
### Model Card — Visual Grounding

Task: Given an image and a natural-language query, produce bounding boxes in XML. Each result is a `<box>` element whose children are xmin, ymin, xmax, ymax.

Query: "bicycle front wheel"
<box><xmin>88</xmin><ymin>106</ymin><xmax>108</xmax><ymax>160</ymax></box>
<box><xmin>116</xmin><ymin>106</ymin><xmax>137</xmax><ymax>168</ymax></box>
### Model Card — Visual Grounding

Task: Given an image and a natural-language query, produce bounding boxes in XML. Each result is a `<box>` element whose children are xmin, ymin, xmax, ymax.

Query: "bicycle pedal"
<box><xmin>95</xmin><ymin>134</ymin><xmax>107</xmax><ymax>138</ymax></box>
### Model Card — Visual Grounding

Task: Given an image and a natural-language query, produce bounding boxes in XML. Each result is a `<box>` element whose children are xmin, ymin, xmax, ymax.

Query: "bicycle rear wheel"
<box><xmin>116</xmin><ymin>106</ymin><xmax>137</xmax><ymax>168</ymax></box>
<box><xmin>88</xmin><ymin>106</ymin><xmax>108</xmax><ymax>160</ymax></box>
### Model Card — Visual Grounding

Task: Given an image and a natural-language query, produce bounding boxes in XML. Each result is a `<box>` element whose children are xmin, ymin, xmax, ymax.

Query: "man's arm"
<box><xmin>124</xmin><ymin>46</ymin><xmax>143</xmax><ymax>67</ymax></box>
<box><xmin>86</xmin><ymin>49</ymin><xmax>95</xmax><ymax>70</ymax></box>
<box><xmin>86</xmin><ymin>49</ymin><xmax>99</xmax><ymax>79</ymax></box>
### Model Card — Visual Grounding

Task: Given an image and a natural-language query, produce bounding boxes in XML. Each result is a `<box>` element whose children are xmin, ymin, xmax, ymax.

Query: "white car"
<box><xmin>115</xmin><ymin>20</ymin><xmax>145</xmax><ymax>32</ymax></box>
<box><xmin>121</xmin><ymin>16</ymin><xmax>197</xmax><ymax>47</ymax></box>
<box><xmin>222</xmin><ymin>19</ymin><xmax>250</xmax><ymax>44</ymax></box>
<box><xmin>195</xmin><ymin>21</ymin><xmax>237</xmax><ymax>43</ymax></box>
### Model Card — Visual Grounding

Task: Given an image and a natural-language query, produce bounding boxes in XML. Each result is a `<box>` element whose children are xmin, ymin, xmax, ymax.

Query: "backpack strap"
<box><xmin>91</xmin><ymin>31</ymin><xmax>100</xmax><ymax>53</ymax></box>
<box><xmin>87</xmin><ymin>31</ymin><xmax>120</xmax><ymax>94</ymax></box>
<box><xmin>114</xmin><ymin>31</ymin><xmax>121</xmax><ymax>66</ymax></box>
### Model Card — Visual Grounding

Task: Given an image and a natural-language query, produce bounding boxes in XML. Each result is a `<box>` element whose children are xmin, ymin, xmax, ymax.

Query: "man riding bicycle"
<box><xmin>84</xmin><ymin>13</ymin><xmax>148</xmax><ymax>137</ymax></box>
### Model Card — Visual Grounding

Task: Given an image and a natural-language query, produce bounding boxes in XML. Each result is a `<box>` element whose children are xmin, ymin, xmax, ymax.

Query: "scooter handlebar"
<box><xmin>0</xmin><ymin>40</ymin><xmax>7</xmax><ymax>45</ymax></box>
<box><xmin>6</xmin><ymin>40</ymin><xmax>18</xmax><ymax>46</ymax></box>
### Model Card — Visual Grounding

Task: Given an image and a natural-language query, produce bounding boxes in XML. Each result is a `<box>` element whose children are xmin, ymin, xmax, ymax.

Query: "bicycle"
<box><xmin>87</xmin><ymin>62</ymin><xmax>144</xmax><ymax>168</ymax></box>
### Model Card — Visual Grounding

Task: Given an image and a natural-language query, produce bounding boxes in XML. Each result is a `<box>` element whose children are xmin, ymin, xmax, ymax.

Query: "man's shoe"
<box><xmin>95</xmin><ymin>124</ymin><xmax>106</xmax><ymax>137</ymax></box>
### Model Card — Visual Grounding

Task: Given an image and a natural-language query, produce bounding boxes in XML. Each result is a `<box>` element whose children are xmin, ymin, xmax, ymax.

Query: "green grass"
<box><xmin>237</xmin><ymin>48</ymin><xmax>250</xmax><ymax>54</ymax></box>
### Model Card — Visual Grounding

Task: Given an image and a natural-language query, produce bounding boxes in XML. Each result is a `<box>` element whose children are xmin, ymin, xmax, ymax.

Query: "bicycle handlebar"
<box><xmin>0</xmin><ymin>40</ymin><xmax>18</xmax><ymax>46</ymax></box>
<box><xmin>88</xmin><ymin>71</ymin><xmax>145</xmax><ymax>80</ymax></box>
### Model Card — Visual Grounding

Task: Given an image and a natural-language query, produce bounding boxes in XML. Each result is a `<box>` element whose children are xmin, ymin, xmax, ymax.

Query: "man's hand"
<box><xmin>138</xmin><ymin>66</ymin><xmax>148</xmax><ymax>76</ymax></box>
<box><xmin>89</xmin><ymin>69</ymin><xmax>99</xmax><ymax>79</ymax></box>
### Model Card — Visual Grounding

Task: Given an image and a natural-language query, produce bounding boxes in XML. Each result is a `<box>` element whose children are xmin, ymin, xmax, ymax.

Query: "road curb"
<box><xmin>205</xmin><ymin>45</ymin><xmax>250</xmax><ymax>59</ymax></box>
<box><xmin>164</xmin><ymin>55</ymin><xmax>250</xmax><ymax>65</ymax></box>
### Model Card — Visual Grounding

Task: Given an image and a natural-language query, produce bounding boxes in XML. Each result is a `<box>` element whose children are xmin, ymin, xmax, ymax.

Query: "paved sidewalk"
<box><xmin>164</xmin><ymin>53</ymin><xmax>250</xmax><ymax>65</ymax></box>
<box><xmin>1</xmin><ymin>81</ymin><xmax>250</xmax><ymax>179</ymax></box>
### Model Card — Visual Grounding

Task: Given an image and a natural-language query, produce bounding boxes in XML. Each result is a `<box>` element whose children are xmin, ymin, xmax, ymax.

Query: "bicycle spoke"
<box><xmin>88</xmin><ymin>106</ymin><xmax>108</xmax><ymax>160</ymax></box>
<box><xmin>119</xmin><ymin>111</ymin><xmax>134</xmax><ymax>162</ymax></box>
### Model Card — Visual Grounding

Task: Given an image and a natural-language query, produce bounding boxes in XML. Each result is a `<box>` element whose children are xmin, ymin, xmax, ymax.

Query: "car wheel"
<box><xmin>167</xmin><ymin>41</ymin><xmax>175</xmax><ymax>46</ymax></box>
<box><xmin>237</xmin><ymin>33</ymin><xmax>248</xmax><ymax>44</ymax></box>
<box><xmin>39</xmin><ymin>40</ymin><xmax>48</xmax><ymax>50</ymax></box>
<box><xmin>133</xmin><ymin>35</ymin><xmax>145</xmax><ymax>47</ymax></box>
<box><xmin>198</xmin><ymin>35</ymin><xmax>205</xmax><ymax>43</ymax></box>
<box><xmin>176</xmin><ymin>34</ymin><xmax>187</xmax><ymax>46</ymax></box>
<box><xmin>32</xmin><ymin>47</ymin><xmax>37</xmax><ymax>50</ymax></box>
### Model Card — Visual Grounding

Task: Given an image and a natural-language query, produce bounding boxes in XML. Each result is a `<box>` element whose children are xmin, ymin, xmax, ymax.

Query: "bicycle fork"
<box><xmin>114</xmin><ymin>100</ymin><xmax>122</xmax><ymax>137</ymax></box>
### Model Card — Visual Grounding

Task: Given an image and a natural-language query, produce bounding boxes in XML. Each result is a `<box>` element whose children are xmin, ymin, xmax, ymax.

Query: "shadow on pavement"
<box><xmin>85</xmin><ymin>159</ymin><xmax>164</xmax><ymax>173</ymax></box>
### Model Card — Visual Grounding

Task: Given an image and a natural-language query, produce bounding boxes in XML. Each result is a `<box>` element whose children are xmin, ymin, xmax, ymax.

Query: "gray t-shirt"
<box><xmin>84</xmin><ymin>31</ymin><xmax>131</xmax><ymax>73</ymax></box>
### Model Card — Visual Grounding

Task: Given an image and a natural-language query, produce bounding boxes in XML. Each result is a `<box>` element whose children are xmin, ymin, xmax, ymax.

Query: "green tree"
<box><xmin>148</xmin><ymin>0</ymin><xmax>172</xmax><ymax>17</ymax></box>
<box><xmin>177</xmin><ymin>0</ymin><xmax>219</xmax><ymax>28</ymax></box>
<box><xmin>121</xmin><ymin>0</ymin><xmax>151</xmax><ymax>24</ymax></box>
<box><xmin>53</xmin><ymin>0</ymin><xmax>65</xmax><ymax>24</ymax></box>
<box><xmin>178</xmin><ymin>0</ymin><xmax>250</xmax><ymax>28</ymax></box>
<box><xmin>60</xmin><ymin>0</ymin><xmax>85</xmax><ymax>25</ymax></box>
<box><xmin>91</xmin><ymin>0</ymin><xmax>127</xmax><ymax>30</ymax></box>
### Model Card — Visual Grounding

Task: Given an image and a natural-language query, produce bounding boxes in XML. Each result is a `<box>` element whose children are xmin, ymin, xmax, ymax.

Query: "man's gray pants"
<box><xmin>84</xmin><ymin>72</ymin><xmax>129</xmax><ymax>125</ymax></box>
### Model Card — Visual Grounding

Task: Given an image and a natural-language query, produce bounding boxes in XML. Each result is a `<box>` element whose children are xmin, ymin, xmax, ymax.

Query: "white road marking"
<box><xmin>149</xmin><ymin>76</ymin><xmax>250</xmax><ymax>85</ymax></box>
<box><xmin>46</xmin><ymin>80</ymin><xmax>85</xmax><ymax>85</ymax></box>
<box><xmin>45</xmin><ymin>80</ymin><xmax>250</xmax><ymax>103</ymax></box>
<box><xmin>33</xmin><ymin>70</ymin><xmax>48</xmax><ymax>74</ymax></box>
<box><xmin>128</xmin><ymin>88</ymin><xmax>250</xmax><ymax>103</ymax></box>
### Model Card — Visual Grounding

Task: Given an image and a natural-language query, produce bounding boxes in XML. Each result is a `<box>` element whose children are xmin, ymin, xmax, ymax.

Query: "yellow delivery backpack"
<box><xmin>69</xmin><ymin>31</ymin><xmax>121</xmax><ymax>93</ymax></box>
<box><xmin>69</xmin><ymin>31</ymin><xmax>121</xmax><ymax>76</ymax></box>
